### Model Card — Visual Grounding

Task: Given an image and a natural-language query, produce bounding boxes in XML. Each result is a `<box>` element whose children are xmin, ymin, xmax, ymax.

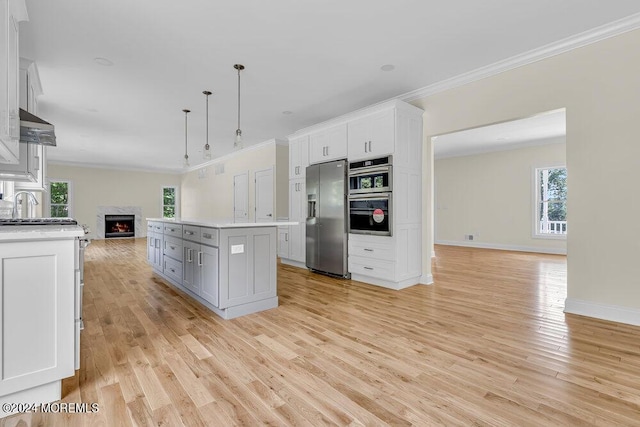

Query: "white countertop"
<box><xmin>0</xmin><ymin>225</ymin><xmax>85</xmax><ymax>241</ymax></box>
<box><xmin>146</xmin><ymin>218</ymin><xmax>298</xmax><ymax>228</ymax></box>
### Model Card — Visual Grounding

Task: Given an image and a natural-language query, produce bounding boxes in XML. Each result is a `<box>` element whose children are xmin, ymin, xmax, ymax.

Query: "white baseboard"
<box><xmin>564</xmin><ymin>298</ymin><xmax>640</xmax><ymax>327</ymax></box>
<box><xmin>435</xmin><ymin>240</ymin><xmax>567</xmax><ymax>255</ymax></box>
<box><xmin>420</xmin><ymin>274</ymin><xmax>434</xmax><ymax>285</ymax></box>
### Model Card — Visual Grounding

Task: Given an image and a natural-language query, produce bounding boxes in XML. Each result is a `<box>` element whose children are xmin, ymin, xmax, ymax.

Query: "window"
<box><xmin>49</xmin><ymin>180</ymin><xmax>72</xmax><ymax>217</ymax></box>
<box><xmin>535</xmin><ymin>167</ymin><xmax>567</xmax><ymax>237</ymax></box>
<box><xmin>162</xmin><ymin>186</ymin><xmax>177</xmax><ymax>219</ymax></box>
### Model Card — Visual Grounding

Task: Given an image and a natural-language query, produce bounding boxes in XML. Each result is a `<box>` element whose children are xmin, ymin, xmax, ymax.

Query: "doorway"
<box><xmin>233</xmin><ymin>171</ymin><xmax>249</xmax><ymax>223</ymax></box>
<box><xmin>432</xmin><ymin>108</ymin><xmax>567</xmax><ymax>255</ymax></box>
<box><xmin>255</xmin><ymin>168</ymin><xmax>274</xmax><ymax>222</ymax></box>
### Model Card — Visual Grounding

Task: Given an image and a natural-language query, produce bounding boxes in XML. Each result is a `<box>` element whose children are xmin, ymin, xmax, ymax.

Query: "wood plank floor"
<box><xmin>3</xmin><ymin>239</ymin><xmax>640</xmax><ymax>426</ymax></box>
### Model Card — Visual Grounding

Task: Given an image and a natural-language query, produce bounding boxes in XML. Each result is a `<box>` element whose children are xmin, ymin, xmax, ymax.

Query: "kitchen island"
<box><xmin>146</xmin><ymin>218</ymin><xmax>296</xmax><ymax>319</ymax></box>
<box><xmin>0</xmin><ymin>223</ymin><xmax>84</xmax><ymax>417</ymax></box>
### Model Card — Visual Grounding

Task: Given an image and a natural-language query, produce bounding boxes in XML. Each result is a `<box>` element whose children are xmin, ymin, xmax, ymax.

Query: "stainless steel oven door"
<box><xmin>348</xmin><ymin>193</ymin><xmax>392</xmax><ymax>236</ymax></box>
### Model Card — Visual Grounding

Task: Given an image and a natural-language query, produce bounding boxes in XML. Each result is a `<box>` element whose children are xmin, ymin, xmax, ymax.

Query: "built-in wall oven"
<box><xmin>348</xmin><ymin>156</ymin><xmax>392</xmax><ymax>194</ymax></box>
<box><xmin>348</xmin><ymin>156</ymin><xmax>392</xmax><ymax>236</ymax></box>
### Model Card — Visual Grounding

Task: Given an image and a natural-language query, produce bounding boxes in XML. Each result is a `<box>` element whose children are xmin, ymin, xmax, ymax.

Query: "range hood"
<box><xmin>19</xmin><ymin>108</ymin><xmax>56</xmax><ymax>146</ymax></box>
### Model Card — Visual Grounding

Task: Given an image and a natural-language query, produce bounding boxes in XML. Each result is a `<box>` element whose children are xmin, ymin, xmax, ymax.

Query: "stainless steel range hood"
<box><xmin>19</xmin><ymin>108</ymin><xmax>56</xmax><ymax>146</ymax></box>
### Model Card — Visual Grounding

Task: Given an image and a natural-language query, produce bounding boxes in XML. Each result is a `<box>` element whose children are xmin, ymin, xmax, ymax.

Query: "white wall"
<box><xmin>412</xmin><ymin>27</ymin><xmax>640</xmax><ymax>325</ymax></box>
<box><xmin>435</xmin><ymin>140</ymin><xmax>566</xmax><ymax>254</ymax></box>
<box><xmin>47</xmin><ymin>163</ymin><xmax>181</xmax><ymax>238</ymax></box>
<box><xmin>181</xmin><ymin>140</ymin><xmax>287</xmax><ymax>221</ymax></box>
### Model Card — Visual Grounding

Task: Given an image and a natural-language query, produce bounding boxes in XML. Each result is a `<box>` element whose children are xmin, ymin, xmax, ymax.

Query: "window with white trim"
<box><xmin>534</xmin><ymin>167</ymin><xmax>567</xmax><ymax>237</ymax></box>
<box><xmin>49</xmin><ymin>180</ymin><xmax>73</xmax><ymax>217</ymax></box>
<box><xmin>162</xmin><ymin>186</ymin><xmax>177</xmax><ymax>219</ymax></box>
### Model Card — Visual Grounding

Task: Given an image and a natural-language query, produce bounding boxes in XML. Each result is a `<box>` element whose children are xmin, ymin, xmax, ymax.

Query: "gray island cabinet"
<box><xmin>146</xmin><ymin>218</ymin><xmax>296</xmax><ymax>319</ymax></box>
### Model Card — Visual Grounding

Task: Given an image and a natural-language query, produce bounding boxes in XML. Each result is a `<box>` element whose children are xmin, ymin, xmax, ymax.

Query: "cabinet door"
<box><xmin>347</xmin><ymin>115</ymin><xmax>371</xmax><ymax>160</ymax></box>
<box><xmin>147</xmin><ymin>232</ymin><xmax>156</xmax><ymax>265</ymax></box>
<box><xmin>0</xmin><ymin>5</ymin><xmax>19</xmax><ymax>163</ymax></box>
<box><xmin>347</xmin><ymin>109</ymin><xmax>395</xmax><ymax>160</ymax></box>
<box><xmin>288</xmin><ymin>179</ymin><xmax>306</xmax><ymax>263</ymax></box>
<box><xmin>278</xmin><ymin>226</ymin><xmax>289</xmax><ymax>258</ymax></box>
<box><xmin>182</xmin><ymin>241</ymin><xmax>200</xmax><ymax>294</ymax></box>
<box><xmin>289</xmin><ymin>136</ymin><xmax>309</xmax><ymax>178</ymax></box>
<box><xmin>309</xmin><ymin>124</ymin><xmax>347</xmax><ymax>164</ymax></box>
<box><xmin>153</xmin><ymin>235</ymin><xmax>163</xmax><ymax>272</ymax></box>
<box><xmin>199</xmin><ymin>245</ymin><xmax>219</xmax><ymax>307</ymax></box>
<box><xmin>369</xmin><ymin>109</ymin><xmax>395</xmax><ymax>157</ymax></box>
<box><xmin>0</xmin><ymin>239</ymin><xmax>75</xmax><ymax>396</ymax></box>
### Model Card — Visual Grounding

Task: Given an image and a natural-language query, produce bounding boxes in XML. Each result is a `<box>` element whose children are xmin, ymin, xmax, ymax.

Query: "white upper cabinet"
<box><xmin>347</xmin><ymin>108</ymin><xmax>395</xmax><ymax>161</ymax></box>
<box><xmin>0</xmin><ymin>0</ymin><xmax>28</xmax><ymax>164</ymax></box>
<box><xmin>308</xmin><ymin>124</ymin><xmax>347</xmax><ymax>164</ymax></box>
<box><xmin>289</xmin><ymin>135</ymin><xmax>309</xmax><ymax>178</ymax></box>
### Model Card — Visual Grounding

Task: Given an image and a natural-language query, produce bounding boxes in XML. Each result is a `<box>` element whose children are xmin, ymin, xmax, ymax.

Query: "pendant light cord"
<box><xmin>237</xmin><ymin>67</ymin><xmax>241</xmax><ymax>131</ymax></box>
<box><xmin>205</xmin><ymin>92</ymin><xmax>210</xmax><ymax>150</ymax></box>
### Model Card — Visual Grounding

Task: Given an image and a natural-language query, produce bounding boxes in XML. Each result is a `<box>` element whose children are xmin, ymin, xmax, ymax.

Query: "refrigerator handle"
<box><xmin>307</xmin><ymin>199</ymin><xmax>316</xmax><ymax>219</ymax></box>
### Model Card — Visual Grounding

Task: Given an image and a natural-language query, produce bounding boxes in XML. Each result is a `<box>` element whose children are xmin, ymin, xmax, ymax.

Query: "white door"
<box><xmin>255</xmin><ymin>168</ymin><xmax>274</xmax><ymax>222</ymax></box>
<box><xmin>233</xmin><ymin>172</ymin><xmax>249</xmax><ymax>223</ymax></box>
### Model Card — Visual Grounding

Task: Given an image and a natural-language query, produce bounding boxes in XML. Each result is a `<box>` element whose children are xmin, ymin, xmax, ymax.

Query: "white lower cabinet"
<box><xmin>0</xmin><ymin>239</ymin><xmax>75</xmax><ymax>397</ymax></box>
<box><xmin>277</xmin><ymin>225</ymin><xmax>289</xmax><ymax>258</ymax></box>
<box><xmin>348</xmin><ymin>231</ymin><xmax>420</xmax><ymax>289</ymax></box>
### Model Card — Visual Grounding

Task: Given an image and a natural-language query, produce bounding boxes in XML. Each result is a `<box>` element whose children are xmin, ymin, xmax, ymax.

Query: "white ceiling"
<box><xmin>18</xmin><ymin>1</ymin><xmax>640</xmax><ymax>173</ymax></box>
<box><xmin>433</xmin><ymin>109</ymin><xmax>566</xmax><ymax>159</ymax></box>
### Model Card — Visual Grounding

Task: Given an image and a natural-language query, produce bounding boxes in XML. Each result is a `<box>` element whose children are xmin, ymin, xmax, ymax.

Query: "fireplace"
<box><xmin>105</xmin><ymin>214</ymin><xmax>135</xmax><ymax>238</ymax></box>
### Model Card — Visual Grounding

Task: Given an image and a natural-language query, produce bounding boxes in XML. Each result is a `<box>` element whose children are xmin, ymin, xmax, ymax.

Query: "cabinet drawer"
<box><xmin>147</xmin><ymin>222</ymin><xmax>154</xmax><ymax>232</ymax></box>
<box><xmin>153</xmin><ymin>223</ymin><xmax>163</xmax><ymax>233</ymax></box>
<box><xmin>163</xmin><ymin>223</ymin><xmax>183</xmax><ymax>238</ymax></box>
<box><xmin>183</xmin><ymin>225</ymin><xmax>201</xmax><ymax>242</ymax></box>
<box><xmin>163</xmin><ymin>257</ymin><xmax>183</xmax><ymax>284</ymax></box>
<box><xmin>349</xmin><ymin>240</ymin><xmax>395</xmax><ymax>261</ymax></box>
<box><xmin>349</xmin><ymin>255</ymin><xmax>395</xmax><ymax>281</ymax></box>
<box><xmin>201</xmin><ymin>228</ymin><xmax>219</xmax><ymax>247</ymax></box>
<box><xmin>163</xmin><ymin>235</ymin><xmax>183</xmax><ymax>261</ymax></box>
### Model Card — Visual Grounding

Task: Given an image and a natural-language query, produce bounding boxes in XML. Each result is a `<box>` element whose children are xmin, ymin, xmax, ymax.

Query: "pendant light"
<box><xmin>233</xmin><ymin>64</ymin><xmax>245</xmax><ymax>149</ymax></box>
<box><xmin>182</xmin><ymin>109</ymin><xmax>190</xmax><ymax>168</ymax></box>
<box><xmin>203</xmin><ymin>90</ymin><xmax>212</xmax><ymax>160</ymax></box>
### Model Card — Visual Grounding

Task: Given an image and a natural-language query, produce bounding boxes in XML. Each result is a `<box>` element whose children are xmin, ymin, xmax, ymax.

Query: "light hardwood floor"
<box><xmin>3</xmin><ymin>239</ymin><xmax>640</xmax><ymax>426</ymax></box>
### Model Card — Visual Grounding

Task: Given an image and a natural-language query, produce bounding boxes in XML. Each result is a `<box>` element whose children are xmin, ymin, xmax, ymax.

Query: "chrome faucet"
<box><xmin>13</xmin><ymin>191</ymin><xmax>39</xmax><ymax>219</ymax></box>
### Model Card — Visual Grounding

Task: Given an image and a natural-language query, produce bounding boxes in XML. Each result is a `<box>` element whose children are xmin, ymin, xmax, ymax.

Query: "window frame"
<box><xmin>532</xmin><ymin>165</ymin><xmax>567</xmax><ymax>240</ymax></box>
<box><xmin>47</xmin><ymin>179</ymin><xmax>73</xmax><ymax>218</ymax></box>
<box><xmin>162</xmin><ymin>185</ymin><xmax>179</xmax><ymax>219</ymax></box>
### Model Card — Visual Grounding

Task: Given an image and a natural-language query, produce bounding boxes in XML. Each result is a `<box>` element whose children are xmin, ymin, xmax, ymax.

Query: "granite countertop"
<box><xmin>146</xmin><ymin>218</ymin><xmax>298</xmax><ymax>228</ymax></box>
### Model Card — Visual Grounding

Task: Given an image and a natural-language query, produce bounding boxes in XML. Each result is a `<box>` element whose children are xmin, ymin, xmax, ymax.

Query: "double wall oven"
<box><xmin>348</xmin><ymin>156</ymin><xmax>392</xmax><ymax>236</ymax></box>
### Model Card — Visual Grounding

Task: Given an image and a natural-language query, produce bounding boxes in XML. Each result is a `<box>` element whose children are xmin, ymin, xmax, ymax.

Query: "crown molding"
<box><xmin>400</xmin><ymin>12</ymin><xmax>640</xmax><ymax>103</ymax></box>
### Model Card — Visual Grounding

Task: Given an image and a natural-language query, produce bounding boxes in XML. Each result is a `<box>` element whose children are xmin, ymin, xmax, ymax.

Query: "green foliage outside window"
<box><xmin>163</xmin><ymin>187</ymin><xmax>176</xmax><ymax>218</ymax></box>
<box><xmin>50</xmin><ymin>181</ymin><xmax>69</xmax><ymax>217</ymax></box>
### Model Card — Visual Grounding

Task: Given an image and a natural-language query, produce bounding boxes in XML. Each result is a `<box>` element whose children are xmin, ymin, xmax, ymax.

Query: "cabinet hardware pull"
<box><xmin>198</xmin><ymin>251</ymin><xmax>203</xmax><ymax>266</ymax></box>
<box><xmin>185</xmin><ymin>231</ymin><xmax>194</xmax><ymax>235</ymax></box>
<box><xmin>170</xmin><ymin>268</ymin><xmax>175</xmax><ymax>273</ymax></box>
<box><xmin>364</xmin><ymin>266</ymin><xmax>374</xmax><ymax>270</ymax></box>
<box><xmin>203</xmin><ymin>233</ymin><xmax>212</xmax><ymax>239</ymax></box>
<box><xmin>368</xmin><ymin>141</ymin><xmax>372</xmax><ymax>152</ymax></box>
<box><xmin>364</xmin><ymin>141</ymin><xmax>368</xmax><ymax>153</ymax></box>
<box><xmin>364</xmin><ymin>248</ymin><xmax>373</xmax><ymax>252</ymax></box>
<box><xmin>285</xmin><ymin>233</ymin><xmax>288</xmax><ymax>241</ymax></box>
<box><xmin>170</xmin><ymin>245</ymin><xmax>175</xmax><ymax>250</ymax></box>
<box><xmin>34</xmin><ymin>156</ymin><xmax>40</xmax><ymax>171</ymax></box>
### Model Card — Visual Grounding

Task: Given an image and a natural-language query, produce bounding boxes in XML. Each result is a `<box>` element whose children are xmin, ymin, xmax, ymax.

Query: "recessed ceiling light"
<box><xmin>94</xmin><ymin>57</ymin><xmax>114</xmax><ymax>66</ymax></box>
<box><xmin>380</xmin><ymin>64</ymin><xmax>395</xmax><ymax>72</ymax></box>
<box><xmin>282</xmin><ymin>111</ymin><xmax>293</xmax><ymax>115</ymax></box>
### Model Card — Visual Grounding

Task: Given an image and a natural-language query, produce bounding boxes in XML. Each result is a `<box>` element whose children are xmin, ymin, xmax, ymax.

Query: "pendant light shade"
<box><xmin>234</xmin><ymin>64</ymin><xmax>245</xmax><ymax>150</ymax></box>
<box><xmin>203</xmin><ymin>90</ymin><xmax>212</xmax><ymax>160</ymax></box>
<box><xmin>182</xmin><ymin>109</ymin><xmax>190</xmax><ymax>168</ymax></box>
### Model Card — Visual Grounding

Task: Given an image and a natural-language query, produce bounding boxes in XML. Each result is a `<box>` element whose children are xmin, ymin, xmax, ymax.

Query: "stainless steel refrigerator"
<box><xmin>306</xmin><ymin>159</ymin><xmax>349</xmax><ymax>278</ymax></box>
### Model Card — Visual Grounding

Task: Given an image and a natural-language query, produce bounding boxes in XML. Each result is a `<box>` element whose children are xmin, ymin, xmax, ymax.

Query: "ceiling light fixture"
<box><xmin>203</xmin><ymin>90</ymin><xmax>212</xmax><ymax>160</ymax></box>
<box><xmin>183</xmin><ymin>109</ymin><xmax>191</xmax><ymax>168</ymax></box>
<box><xmin>94</xmin><ymin>57</ymin><xmax>114</xmax><ymax>66</ymax></box>
<box><xmin>380</xmin><ymin>64</ymin><xmax>395</xmax><ymax>72</ymax></box>
<box><xmin>234</xmin><ymin>64</ymin><xmax>245</xmax><ymax>150</ymax></box>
